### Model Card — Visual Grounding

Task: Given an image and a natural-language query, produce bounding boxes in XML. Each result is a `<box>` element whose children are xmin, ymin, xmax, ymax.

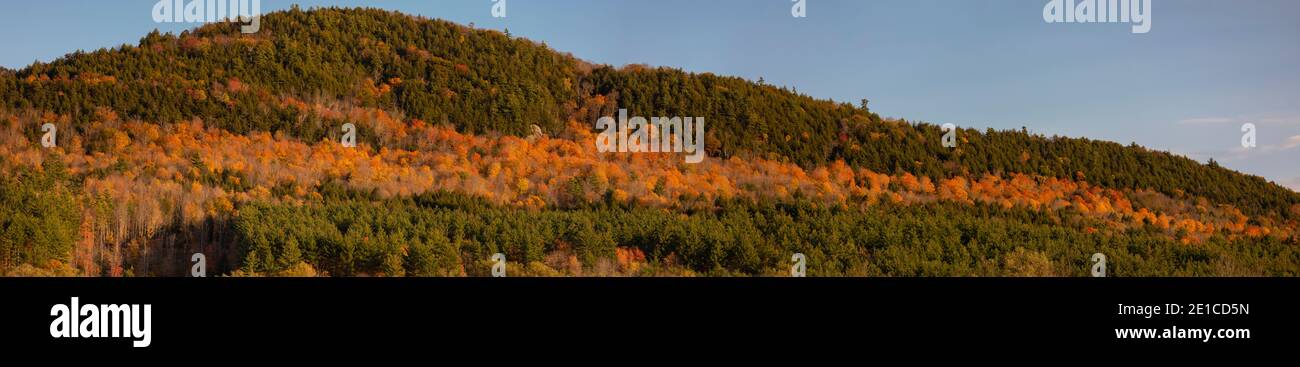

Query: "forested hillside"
<box><xmin>1</xmin><ymin>7</ymin><xmax>1297</xmax><ymax>276</ymax></box>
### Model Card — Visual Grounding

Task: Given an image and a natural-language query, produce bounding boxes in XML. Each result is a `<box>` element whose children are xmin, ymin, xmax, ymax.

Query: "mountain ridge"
<box><xmin>2</xmin><ymin>7</ymin><xmax>1297</xmax><ymax>277</ymax></box>
<box><xmin>4</xmin><ymin>7</ymin><xmax>1294</xmax><ymax>218</ymax></box>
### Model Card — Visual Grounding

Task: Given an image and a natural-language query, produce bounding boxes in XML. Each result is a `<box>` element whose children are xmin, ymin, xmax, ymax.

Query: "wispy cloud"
<box><xmin>1284</xmin><ymin>135</ymin><xmax>1300</xmax><ymax>150</ymax></box>
<box><xmin>1258</xmin><ymin>116</ymin><xmax>1300</xmax><ymax>126</ymax></box>
<box><xmin>1178</xmin><ymin>117</ymin><xmax>1234</xmax><ymax>125</ymax></box>
<box><xmin>1251</xmin><ymin>135</ymin><xmax>1300</xmax><ymax>154</ymax></box>
<box><xmin>1280</xmin><ymin>177</ymin><xmax>1300</xmax><ymax>193</ymax></box>
<box><xmin>1178</xmin><ymin>115</ymin><xmax>1300</xmax><ymax>126</ymax></box>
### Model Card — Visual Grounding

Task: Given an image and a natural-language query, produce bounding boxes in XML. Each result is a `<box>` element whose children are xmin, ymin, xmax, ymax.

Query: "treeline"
<box><xmin>581</xmin><ymin>66</ymin><xmax>1300</xmax><ymax>220</ymax></box>
<box><xmin>2</xmin><ymin>7</ymin><xmax>1293</xmax><ymax>220</ymax></box>
<box><xmin>838</xmin><ymin>122</ymin><xmax>1300</xmax><ymax>220</ymax></box>
<box><xmin>232</xmin><ymin>190</ymin><xmax>1300</xmax><ymax>277</ymax></box>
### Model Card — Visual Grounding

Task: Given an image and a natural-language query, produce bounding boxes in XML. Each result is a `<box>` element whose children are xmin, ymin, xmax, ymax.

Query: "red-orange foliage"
<box><xmin>1</xmin><ymin>103</ymin><xmax>1292</xmax><ymax>249</ymax></box>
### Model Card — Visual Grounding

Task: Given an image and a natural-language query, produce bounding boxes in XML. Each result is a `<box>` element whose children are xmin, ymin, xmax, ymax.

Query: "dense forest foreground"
<box><xmin>2</xmin><ymin>7</ymin><xmax>1297</xmax><ymax>276</ymax></box>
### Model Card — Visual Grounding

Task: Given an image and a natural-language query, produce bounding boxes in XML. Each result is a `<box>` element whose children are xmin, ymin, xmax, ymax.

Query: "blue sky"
<box><xmin>3</xmin><ymin>0</ymin><xmax>1298</xmax><ymax>190</ymax></box>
